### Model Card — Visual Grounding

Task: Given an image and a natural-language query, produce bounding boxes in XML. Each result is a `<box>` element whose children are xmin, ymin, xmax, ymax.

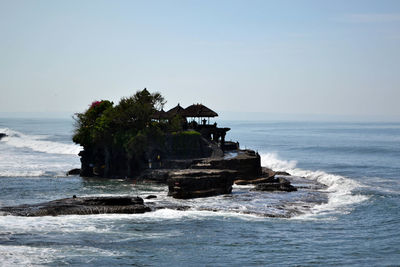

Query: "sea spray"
<box><xmin>0</xmin><ymin>128</ymin><xmax>81</xmax><ymax>177</ymax></box>
<box><xmin>0</xmin><ymin>128</ymin><xmax>82</xmax><ymax>155</ymax></box>
<box><xmin>260</xmin><ymin>152</ymin><xmax>369</xmax><ymax>218</ymax></box>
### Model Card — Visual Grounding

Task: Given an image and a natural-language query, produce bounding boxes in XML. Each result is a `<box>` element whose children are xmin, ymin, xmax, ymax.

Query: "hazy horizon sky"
<box><xmin>1</xmin><ymin>0</ymin><xmax>399</xmax><ymax>120</ymax></box>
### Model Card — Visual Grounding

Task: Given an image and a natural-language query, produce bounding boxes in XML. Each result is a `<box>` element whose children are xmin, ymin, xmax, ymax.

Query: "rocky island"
<box><xmin>72</xmin><ymin>89</ymin><xmax>297</xmax><ymax>198</ymax></box>
<box><xmin>1</xmin><ymin>89</ymin><xmax>303</xmax><ymax>217</ymax></box>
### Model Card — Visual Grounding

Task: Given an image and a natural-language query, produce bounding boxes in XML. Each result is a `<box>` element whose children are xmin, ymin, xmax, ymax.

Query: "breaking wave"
<box><xmin>0</xmin><ymin>128</ymin><xmax>81</xmax><ymax>155</ymax></box>
<box><xmin>260</xmin><ymin>152</ymin><xmax>369</xmax><ymax>219</ymax></box>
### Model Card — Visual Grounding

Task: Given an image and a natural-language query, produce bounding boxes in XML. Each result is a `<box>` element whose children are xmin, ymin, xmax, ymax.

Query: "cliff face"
<box><xmin>78</xmin><ymin>132</ymin><xmax>222</xmax><ymax>178</ymax></box>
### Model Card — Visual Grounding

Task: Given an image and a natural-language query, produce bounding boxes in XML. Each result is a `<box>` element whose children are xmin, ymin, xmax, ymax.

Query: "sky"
<box><xmin>0</xmin><ymin>0</ymin><xmax>399</xmax><ymax>121</ymax></box>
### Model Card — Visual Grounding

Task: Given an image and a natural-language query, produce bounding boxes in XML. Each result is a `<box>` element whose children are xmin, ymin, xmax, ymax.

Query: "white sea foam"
<box><xmin>0</xmin><ymin>244</ymin><xmax>123</xmax><ymax>266</ymax></box>
<box><xmin>0</xmin><ymin>149</ymin><xmax>80</xmax><ymax>177</ymax></box>
<box><xmin>0</xmin><ymin>128</ymin><xmax>82</xmax><ymax>155</ymax></box>
<box><xmin>0</xmin><ymin>245</ymin><xmax>59</xmax><ymax>266</ymax></box>
<box><xmin>0</xmin><ymin>128</ymin><xmax>81</xmax><ymax>177</ymax></box>
<box><xmin>260</xmin><ymin>152</ymin><xmax>369</xmax><ymax>219</ymax></box>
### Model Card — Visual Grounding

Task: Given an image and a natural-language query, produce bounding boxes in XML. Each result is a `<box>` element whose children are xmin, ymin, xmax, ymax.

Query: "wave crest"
<box><xmin>0</xmin><ymin>128</ymin><xmax>81</xmax><ymax>155</ymax></box>
<box><xmin>260</xmin><ymin>153</ymin><xmax>368</xmax><ymax>219</ymax></box>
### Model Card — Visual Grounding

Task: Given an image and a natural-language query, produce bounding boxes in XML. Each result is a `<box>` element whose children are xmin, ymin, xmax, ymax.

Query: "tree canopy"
<box><xmin>73</xmin><ymin>88</ymin><xmax>166</xmax><ymax>153</ymax></box>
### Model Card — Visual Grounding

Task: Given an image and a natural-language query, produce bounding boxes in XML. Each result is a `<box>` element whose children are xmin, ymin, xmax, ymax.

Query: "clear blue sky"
<box><xmin>1</xmin><ymin>0</ymin><xmax>399</xmax><ymax>120</ymax></box>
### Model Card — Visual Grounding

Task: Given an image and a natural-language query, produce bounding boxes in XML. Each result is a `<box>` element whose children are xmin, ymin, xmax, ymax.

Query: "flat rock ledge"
<box><xmin>251</xmin><ymin>177</ymin><xmax>297</xmax><ymax>192</ymax></box>
<box><xmin>0</xmin><ymin>196</ymin><xmax>151</xmax><ymax>217</ymax></box>
<box><xmin>168</xmin><ymin>169</ymin><xmax>238</xmax><ymax>199</ymax></box>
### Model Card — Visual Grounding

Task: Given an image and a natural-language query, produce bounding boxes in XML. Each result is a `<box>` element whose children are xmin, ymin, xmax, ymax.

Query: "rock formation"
<box><xmin>252</xmin><ymin>177</ymin><xmax>297</xmax><ymax>192</ymax></box>
<box><xmin>0</xmin><ymin>133</ymin><xmax>7</xmax><ymax>140</ymax></box>
<box><xmin>0</xmin><ymin>196</ymin><xmax>150</xmax><ymax>216</ymax></box>
<box><xmin>167</xmin><ymin>169</ymin><xmax>237</xmax><ymax>199</ymax></box>
<box><xmin>71</xmin><ymin>89</ymin><xmax>297</xmax><ymax>199</ymax></box>
<box><xmin>67</xmin><ymin>168</ymin><xmax>81</xmax><ymax>176</ymax></box>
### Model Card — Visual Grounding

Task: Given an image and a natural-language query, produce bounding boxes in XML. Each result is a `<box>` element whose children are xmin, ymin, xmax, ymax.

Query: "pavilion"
<box><xmin>163</xmin><ymin>103</ymin><xmax>230</xmax><ymax>149</ymax></box>
<box><xmin>182</xmin><ymin>104</ymin><xmax>218</xmax><ymax>125</ymax></box>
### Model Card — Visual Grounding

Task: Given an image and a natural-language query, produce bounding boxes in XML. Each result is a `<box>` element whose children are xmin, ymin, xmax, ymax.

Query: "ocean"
<box><xmin>0</xmin><ymin>117</ymin><xmax>399</xmax><ymax>266</ymax></box>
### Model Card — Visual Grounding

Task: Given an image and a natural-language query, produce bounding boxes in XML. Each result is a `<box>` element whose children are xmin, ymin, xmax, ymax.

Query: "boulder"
<box><xmin>261</xmin><ymin>167</ymin><xmax>276</xmax><ymax>177</ymax></box>
<box><xmin>252</xmin><ymin>177</ymin><xmax>297</xmax><ymax>192</ymax></box>
<box><xmin>145</xmin><ymin>195</ymin><xmax>157</xmax><ymax>199</ymax></box>
<box><xmin>67</xmin><ymin>168</ymin><xmax>81</xmax><ymax>176</ymax></box>
<box><xmin>0</xmin><ymin>133</ymin><xmax>7</xmax><ymax>140</ymax></box>
<box><xmin>0</xmin><ymin>196</ymin><xmax>151</xmax><ymax>216</ymax></box>
<box><xmin>167</xmin><ymin>169</ymin><xmax>237</xmax><ymax>199</ymax></box>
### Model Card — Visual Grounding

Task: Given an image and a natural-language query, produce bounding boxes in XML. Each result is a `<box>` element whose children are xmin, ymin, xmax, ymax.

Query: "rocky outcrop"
<box><xmin>235</xmin><ymin>176</ymin><xmax>274</xmax><ymax>185</ymax></box>
<box><xmin>0</xmin><ymin>133</ymin><xmax>7</xmax><ymax>140</ymax></box>
<box><xmin>167</xmin><ymin>169</ymin><xmax>237</xmax><ymax>199</ymax></box>
<box><xmin>191</xmin><ymin>150</ymin><xmax>262</xmax><ymax>179</ymax></box>
<box><xmin>234</xmin><ymin>167</ymin><xmax>276</xmax><ymax>185</ymax></box>
<box><xmin>252</xmin><ymin>177</ymin><xmax>297</xmax><ymax>192</ymax></box>
<box><xmin>275</xmin><ymin>171</ymin><xmax>291</xmax><ymax>176</ymax></box>
<box><xmin>77</xmin><ymin>133</ymin><xmax>221</xmax><ymax>178</ymax></box>
<box><xmin>0</xmin><ymin>196</ymin><xmax>150</xmax><ymax>216</ymax></box>
<box><xmin>67</xmin><ymin>168</ymin><xmax>81</xmax><ymax>176</ymax></box>
<box><xmin>138</xmin><ymin>169</ymin><xmax>172</xmax><ymax>183</ymax></box>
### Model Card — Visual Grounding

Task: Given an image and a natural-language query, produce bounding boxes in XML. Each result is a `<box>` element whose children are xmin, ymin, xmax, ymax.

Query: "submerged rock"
<box><xmin>167</xmin><ymin>169</ymin><xmax>237</xmax><ymax>199</ymax></box>
<box><xmin>252</xmin><ymin>177</ymin><xmax>297</xmax><ymax>192</ymax></box>
<box><xmin>0</xmin><ymin>196</ymin><xmax>151</xmax><ymax>216</ymax></box>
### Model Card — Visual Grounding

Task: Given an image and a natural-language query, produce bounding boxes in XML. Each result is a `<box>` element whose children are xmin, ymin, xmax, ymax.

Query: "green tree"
<box><xmin>72</xmin><ymin>89</ymin><xmax>166</xmax><ymax>176</ymax></box>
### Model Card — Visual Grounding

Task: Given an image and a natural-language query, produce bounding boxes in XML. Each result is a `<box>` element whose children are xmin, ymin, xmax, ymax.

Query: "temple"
<box><xmin>152</xmin><ymin>103</ymin><xmax>235</xmax><ymax>150</ymax></box>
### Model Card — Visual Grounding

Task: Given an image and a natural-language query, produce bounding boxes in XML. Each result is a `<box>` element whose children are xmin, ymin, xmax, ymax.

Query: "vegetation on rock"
<box><xmin>73</xmin><ymin>89</ymin><xmax>205</xmax><ymax>177</ymax></box>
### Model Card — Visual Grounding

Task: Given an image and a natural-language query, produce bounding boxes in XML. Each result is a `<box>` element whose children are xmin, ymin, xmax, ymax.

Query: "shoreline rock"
<box><xmin>252</xmin><ymin>177</ymin><xmax>297</xmax><ymax>192</ymax></box>
<box><xmin>67</xmin><ymin>168</ymin><xmax>81</xmax><ymax>176</ymax></box>
<box><xmin>167</xmin><ymin>169</ymin><xmax>237</xmax><ymax>199</ymax></box>
<box><xmin>0</xmin><ymin>196</ymin><xmax>150</xmax><ymax>216</ymax></box>
<box><xmin>0</xmin><ymin>133</ymin><xmax>7</xmax><ymax>140</ymax></box>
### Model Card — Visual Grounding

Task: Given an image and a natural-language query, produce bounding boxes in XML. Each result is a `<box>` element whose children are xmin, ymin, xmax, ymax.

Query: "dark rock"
<box><xmin>0</xmin><ymin>133</ymin><xmax>7</xmax><ymax>140</ymax></box>
<box><xmin>192</xmin><ymin>150</ymin><xmax>262</xmax><ymax>179</ymax></box>
<box><xmin>252</xmin><ymin>177</ymin><xmax>297</xmax><ymax>192</ymax></box>
<box><xmin>145</xmin><ymin>195</ymin><xmax>157</xmax><ymax>199</ymax></box>
<box><xmin>222</xmin><ymin>141</ymin><xmax>239</xmax><ymax>151</ymax></box>
<box><xmin>261</xmin><ymin>167</ymin><xmax>276</xmax><ymax>177</ymax></box>
<box><xmin>167</xmin><ymin>169</ymin><xmax>237</xmax><ymax>199</ymax></box>
<box><xmin>235</xmin><ymin>167</ymin><xmax>276</xmax><ymax>185</ymax></box>
<box><xmin>235</xmin><ymin>176</ymin><xmax>276</xmax><ymax>185</ymax></box>
<box><xmin>67</xmin><ymin>168</ymin><xmax>81</xmax><ymax>176</ymax></box>
<box><xmin>275</xmin><ymin>171</ymin><xmax>291</xmax><ymax>176</ymax></box>
<box><xmin>138</xmin><ymin>169</ymin><xmax>172</xmax><ymax>183</ymax></box>
<box><xmin>0</xmin><ymin>196</ymin><xmax>151</xmax><ymax>216</ymax></box>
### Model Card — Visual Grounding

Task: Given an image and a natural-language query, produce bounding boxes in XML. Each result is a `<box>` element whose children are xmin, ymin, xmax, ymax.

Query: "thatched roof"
<box><xmin>183</xmin><ymin>104</ymin><xmax>218</xmax><ymax>118</ymax></box>
<box><xmin>166</xmin><ymin>104</ymin><xmax>186</xmax><ymax>117</ymax></box>
<box><xmin>151</xmin><ymin>109</ymin><xmax>168</xmax><ymax>120</ymax></box>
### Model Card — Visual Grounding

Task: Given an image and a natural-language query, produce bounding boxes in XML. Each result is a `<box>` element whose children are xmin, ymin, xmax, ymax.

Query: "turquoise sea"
<box><xmin>0</xmin><ymin>117</ymin><xmax>399</xmax><ymax>266</ymax></box>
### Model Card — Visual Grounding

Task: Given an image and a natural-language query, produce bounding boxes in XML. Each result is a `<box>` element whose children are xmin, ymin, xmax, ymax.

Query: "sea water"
<box><xmin>0</xmin><ymin>118</ymin><xmax>399</xmax><ymax>266</ymax></box>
